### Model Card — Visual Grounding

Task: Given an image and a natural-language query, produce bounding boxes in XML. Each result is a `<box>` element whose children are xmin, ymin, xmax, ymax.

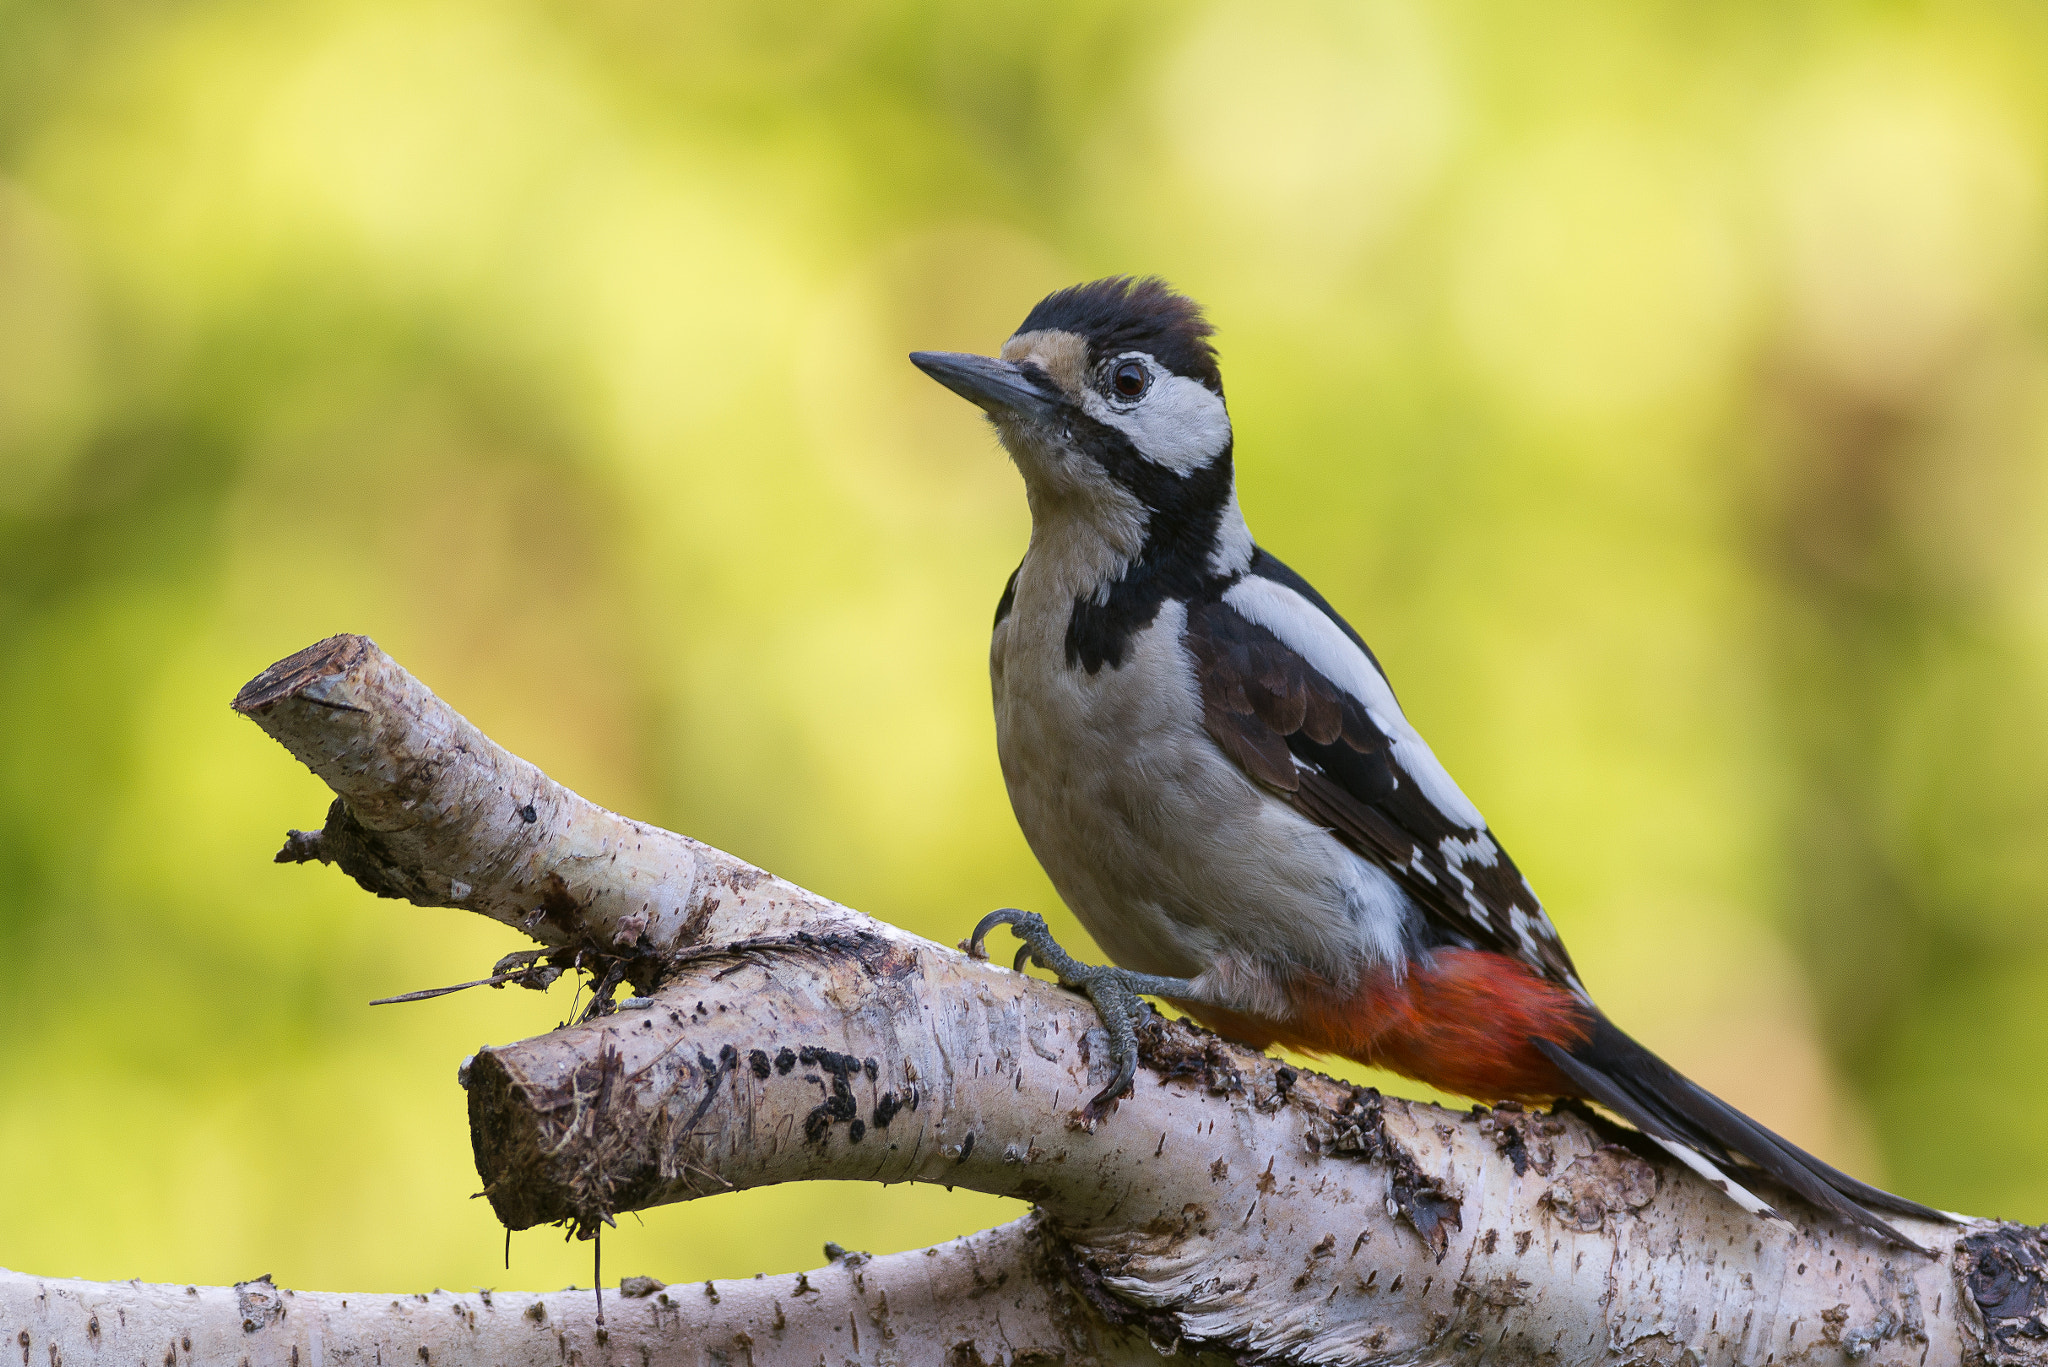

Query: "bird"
<box><xmin>910</xmin><ymin>275</ymin><xmax>1949</xmax><ymax>1249</ymax></box>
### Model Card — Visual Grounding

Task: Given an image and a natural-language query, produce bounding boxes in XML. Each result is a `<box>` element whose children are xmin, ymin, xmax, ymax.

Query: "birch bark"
<box><xmin>4</xmin><ymin>635</ymin><xmax>2042</xmax><ymax>1367</ymax></box>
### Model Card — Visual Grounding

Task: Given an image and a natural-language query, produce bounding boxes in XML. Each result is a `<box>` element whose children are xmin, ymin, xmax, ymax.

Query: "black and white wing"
<box><xmin>1187</xmin><ymin>549</ymin><xmax>1582</xmax><ymax>991</ymax></box>
<box><xmin>1188</xmin><ymin>550</ymin><xmax>1956</xmax><ymax>1244</ymax></box>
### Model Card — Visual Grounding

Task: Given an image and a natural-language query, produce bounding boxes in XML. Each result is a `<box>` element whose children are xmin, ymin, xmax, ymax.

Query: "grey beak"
<box><xmin>909</xmin><ymin>351</ymin><xmax>1061</xmax><ymax>417</ymax></box>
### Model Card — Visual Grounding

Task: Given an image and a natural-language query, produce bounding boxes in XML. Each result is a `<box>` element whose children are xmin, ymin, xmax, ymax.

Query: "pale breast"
<box><xmin>990</xmin><ymin>578</ymin><xmax>1392</xmax><ymax>1002</ymax></box>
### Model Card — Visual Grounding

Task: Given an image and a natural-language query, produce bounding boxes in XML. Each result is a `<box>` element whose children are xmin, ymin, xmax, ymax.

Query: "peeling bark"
<box><xmin>5</xmin><ymin>634</ymin><xmax>2043</xmax><ymax>1367</ymax></box>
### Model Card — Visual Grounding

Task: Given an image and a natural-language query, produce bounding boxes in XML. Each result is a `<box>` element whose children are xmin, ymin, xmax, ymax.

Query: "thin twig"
<box><xmin>370</xmin><ymin>969</ymin><xmax>530</xmax><ymax>1005</ymax></box>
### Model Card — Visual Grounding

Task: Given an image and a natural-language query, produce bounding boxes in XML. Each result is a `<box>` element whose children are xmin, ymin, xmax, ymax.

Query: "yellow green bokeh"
<box><xmin>4</xmin><ymin>0</ymin><xmax>2047</xmax><ymax>1293</ymax></box>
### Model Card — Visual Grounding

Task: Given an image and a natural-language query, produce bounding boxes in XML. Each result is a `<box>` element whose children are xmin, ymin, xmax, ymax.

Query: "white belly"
<box><xmin>991</xmin><ymin>589</ymin><xmax>1409</xmax><ymax>1016</ymax></box>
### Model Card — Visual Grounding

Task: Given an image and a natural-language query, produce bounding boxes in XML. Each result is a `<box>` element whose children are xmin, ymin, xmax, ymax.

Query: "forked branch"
<box><xmin>3</xmin><ymin>635</ymin><xmax>2042</xmax><ymax>1367</ymax></box>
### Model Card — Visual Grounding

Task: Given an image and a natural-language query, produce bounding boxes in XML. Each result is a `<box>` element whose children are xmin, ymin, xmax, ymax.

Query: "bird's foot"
<box><xmin>967</xmin><ymin>908</ymin><xmax>1200</xmax><ymax>1120</ymax></box>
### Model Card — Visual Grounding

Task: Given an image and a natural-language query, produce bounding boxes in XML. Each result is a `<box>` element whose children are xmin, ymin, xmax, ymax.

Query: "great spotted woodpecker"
<box><xmin>911</xmin><ymin>276</ymin><xmax>1947</xmax><ymax>1247</ymax></box>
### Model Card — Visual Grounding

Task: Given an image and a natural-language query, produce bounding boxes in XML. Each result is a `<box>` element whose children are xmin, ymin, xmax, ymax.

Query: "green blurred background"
<box><xmin>4</xmin><ymin>0</ymin><xmax>2047</xmax><ymax>1294</ymax></box>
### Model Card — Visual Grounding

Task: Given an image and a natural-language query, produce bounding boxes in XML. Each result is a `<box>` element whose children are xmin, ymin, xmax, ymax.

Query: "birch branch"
<box><xmin>4</xmin><ymin>633</ymin><xmax>2044</xmax><ymax>1367</ymax></box>
<box><xmin>1</xmin><ymin>1219</ymin><xmax>1177</xmax><ymax>1367</ymax></box>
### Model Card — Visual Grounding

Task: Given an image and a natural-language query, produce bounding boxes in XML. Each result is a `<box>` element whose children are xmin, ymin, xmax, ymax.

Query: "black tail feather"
<box><xmin>1535</xmin><ymin>1016</ymin><xmax>1950</xmax><ymax>1250</ymax></box>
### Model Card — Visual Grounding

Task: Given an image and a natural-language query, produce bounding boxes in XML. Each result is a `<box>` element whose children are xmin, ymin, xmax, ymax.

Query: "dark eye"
<box><xmin>1111</xmin><ymin>360</ymin><xmax>1149</xmax><ymax>399</ymax></box>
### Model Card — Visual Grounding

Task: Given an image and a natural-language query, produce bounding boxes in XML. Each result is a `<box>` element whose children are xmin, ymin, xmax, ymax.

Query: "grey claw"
<box><xmin>1078</xmin><ymin>977</ymin><xmax>1143</xmax><ymax>1117</ymax></box>
<box><xmin>969</xmin><ymin>907</ymin><xmax>1145</xmax><ymax>1117</ymax></box>
<box><xmin>969</xmin><ymin>907</ymin><xmax>1039</xmax><ymax>960</ymax></box>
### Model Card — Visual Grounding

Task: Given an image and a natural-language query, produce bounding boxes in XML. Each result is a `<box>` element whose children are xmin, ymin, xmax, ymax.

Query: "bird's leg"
<box><xmin>967</xmin><ymin>909</ymin><xmax>1202</xmax><ymax>1118</ymax></box>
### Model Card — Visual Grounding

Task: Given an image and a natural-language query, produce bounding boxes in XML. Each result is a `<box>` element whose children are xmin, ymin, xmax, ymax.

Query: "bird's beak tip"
<box><xmin>908</xmin><ymin>349</ymin><xmax>978</xmax><ymax>375</ymax></box>
<box><xmin>909</xmin><ymin>350</ymin><xmax>1056</xmax><ymax>417</ymax></box>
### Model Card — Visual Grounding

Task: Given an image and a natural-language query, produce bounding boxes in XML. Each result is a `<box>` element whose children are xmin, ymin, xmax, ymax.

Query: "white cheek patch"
<box><xmin>1081</xmin><ymin>363</ymin><xmax>1232</xmax><ymax>473</ymax></box>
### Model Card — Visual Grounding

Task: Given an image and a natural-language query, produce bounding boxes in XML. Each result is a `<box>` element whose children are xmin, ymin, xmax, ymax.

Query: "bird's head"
<box><xmin>913</xmin><ymin>277</ymin><xmax>1234</xmax><ymax>553</ymax></box>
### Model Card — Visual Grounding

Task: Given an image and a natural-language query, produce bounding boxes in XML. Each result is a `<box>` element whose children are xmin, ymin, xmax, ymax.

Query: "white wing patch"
<box><xmin>1438</xmin><ymin>833</ymin><xmax>1500</xmax><ymax>927</ymax></box>
<box><xmin>1404</xmin><ymin>846</ymin><xmax>1437</xmax><ymax>885</ymax></box>
<box><xmin>1223</xmin><ymin>574</ymin><xmax>1487</xmax><ymax>830</ymax></box>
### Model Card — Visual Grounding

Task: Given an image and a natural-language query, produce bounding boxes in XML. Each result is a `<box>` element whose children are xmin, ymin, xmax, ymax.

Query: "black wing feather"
<box><xmin>1185</xmin><ymin>590</ymin><xmax>1578</xmax><ymax>986</ymax></box>
<box><xmin>1185</xmin><ymin>570</ymin><xmax>1950</xmax><ymax>1246</ymax></box>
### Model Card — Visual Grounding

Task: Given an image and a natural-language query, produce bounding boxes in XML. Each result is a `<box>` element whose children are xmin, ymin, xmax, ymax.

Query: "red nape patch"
<box><xmin>1181</xmin><ymin>950</ymin><xmax>1594</xmax><ymax>1104</ymax></box>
